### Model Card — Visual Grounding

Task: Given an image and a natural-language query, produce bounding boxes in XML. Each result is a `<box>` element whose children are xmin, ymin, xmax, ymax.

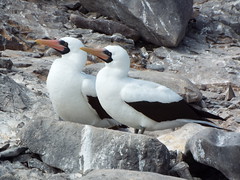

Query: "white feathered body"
<box><xmin>47</xmin><ymin>53</ymin><xmax>101</xmax><ymax>125</ymax></box>
<box><xmin>96</xmin><ymin>66</ymin><xmax>189</xmax><ymax>131</ymax></box>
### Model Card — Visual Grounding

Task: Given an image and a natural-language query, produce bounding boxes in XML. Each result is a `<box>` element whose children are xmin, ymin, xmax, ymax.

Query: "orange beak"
<box><xmin>80</xmin><ymin>47</ymin><xmax>110</xmax><ymax>61</ymax></box>
<box><xmin>35</xmin><ymin>39</ymin><xmax>65</xmax><ymax>52</ymax></box>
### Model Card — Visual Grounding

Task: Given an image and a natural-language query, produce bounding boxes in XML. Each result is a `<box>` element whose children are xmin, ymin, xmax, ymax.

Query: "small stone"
<box><xmin>224</xmin><ymin>84</ymin><xmax>235</xmax><ymax>101</ymax></box>
<box><xmin>0</xmin><ymin>147</ymin><xmax>28</xmax><ymax>159</ymax></box>
<box><xmin>146</xmin><ymin>64</ymin><xmax>165</xmax><ymax>72</ymax></box>
<box><xmin>64</xmin><ymin>2</ymin><xmax>81</xmax><ymax>10</ymax></box>
<box><xmin>0</xmin><ymin>144</ymin><xmax>10</xmax><ymax>152</ymax></box>
<box><xmin>140</xmin><ymin>47</ymin><xmax>149</xmax><ymax>59</ymax></box>
<box><xmin>235</xmin><ymin>118</ymin><xmax>240</xmax><ymax>123</ymax></box>
<box><xmin>17</xmin><ymin>122</ymin><xmax>25</xmax><ymax>129</ymax></box>
<box><xmin>27</xmin><ymin>158</ymin><xmax>60</xmax><ymax>173</ymax></box>
<box><xmin>169</xmin><ymin>162</ymin><xmax>193</xmax><ymax>180</ymax></box>
<box><xmin>0</xmin><ymin>58</ymin><xmax>13</xmax><ymax>70</ymax></box>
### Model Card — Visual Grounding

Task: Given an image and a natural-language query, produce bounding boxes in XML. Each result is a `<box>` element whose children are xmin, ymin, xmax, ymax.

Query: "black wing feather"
<box><xmin>87</xmin><ymin>96</ymin><xmax>112</xmax><ymax>119</ymax></box>
<box><xmin>126</xmin><ymin>99</ymin><xmax>220</xmax><ymax>123</ymax></box>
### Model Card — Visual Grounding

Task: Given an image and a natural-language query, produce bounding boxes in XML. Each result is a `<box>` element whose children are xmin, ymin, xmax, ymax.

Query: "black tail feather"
<box><xmin>189</xmin><ymin>105</ymin><xmax>224</xmax><ymax>120</ymax></box>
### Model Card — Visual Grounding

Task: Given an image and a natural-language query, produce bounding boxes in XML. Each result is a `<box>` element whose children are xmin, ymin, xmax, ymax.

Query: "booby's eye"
<box><xmin>103</xmin><ymin>49</ymin><xmax>113</xmax><ymax>63</ymax></box>
<box><xmin>58</xmin><ymin>40</ymin><xmax>70</xmax><ymax>54</ymax></box>
<box><xmin>103</xmin><ymin>49</ymin><xmax>112</xmax><ymax>57</ymax></box>
<box><xmin>59</xmin><ymin>40</ymin><xmax>68</xmax><ymax>47</ymax></box>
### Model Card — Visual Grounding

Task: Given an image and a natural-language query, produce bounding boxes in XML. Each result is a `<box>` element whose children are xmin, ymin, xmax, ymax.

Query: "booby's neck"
<box><xmin>61</xmin><ymin>52</ymin><xmax>87</xmax><ymax>71</ymax></box>
<box><xmin>104</xmin><ymin>64</ymin><xmax>130</xmax><ymax>79</ymax></box>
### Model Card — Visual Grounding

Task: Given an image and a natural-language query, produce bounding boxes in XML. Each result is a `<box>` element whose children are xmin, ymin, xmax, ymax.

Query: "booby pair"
<box><xmin>80</xmin><ymin>45</ymin><xmax>225</xmax><ymax>134</ymax></box>
<box><xmin>35</xmin><ymin>37</ymin><xmax>119</xmax><ymax>128</ymax></box>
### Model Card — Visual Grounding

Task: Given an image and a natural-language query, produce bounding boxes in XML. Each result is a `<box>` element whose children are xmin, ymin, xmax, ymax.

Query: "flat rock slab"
<box><xmin>81</xmin><ymin>169</ymin><xmax>185</xmax><ymax>180</ymax></box>
<box><xmin>20</xmin><ymin>119</ymin><xmax>170</xmax><ymax>174</ymax></box>
<box><xmin>186</xmin><ymin>128</ymin><xmax>240</xmax><ymax>179</ymax></box>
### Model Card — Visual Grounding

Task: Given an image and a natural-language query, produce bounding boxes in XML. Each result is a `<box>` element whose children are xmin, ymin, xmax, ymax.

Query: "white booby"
<box><xmin>80</xmin><ymin>45</ymin><xmax>225</xmax><ymax>134</ymax></box>
<box><xmin>35</xmin><ymin>37</ymin><xmax>120</xmax><ymax>128</ymax></box>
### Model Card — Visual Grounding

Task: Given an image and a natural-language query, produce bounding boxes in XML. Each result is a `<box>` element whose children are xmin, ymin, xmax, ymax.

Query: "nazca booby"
<box><xmin>80</xmin><ymin>45</ymin><xmax>225</xmax><ymax>134</ymax></box>
<box><xmin>35</xmin><ymin>37</ymin><xmax>120</xmax><ymax>128</ymax></box>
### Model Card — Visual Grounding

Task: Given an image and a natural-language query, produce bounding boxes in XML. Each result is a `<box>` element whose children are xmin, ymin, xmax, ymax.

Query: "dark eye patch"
<box><xmin>103</xmin><ymin>49</ymin><xmax>113</xmax><ymax>63</ymax></box>
<box><xmin>103</xmin><ymin>49</ymin><xmax>112</xmax><ymax>57</ymax></box>
<box><xmin>59</xmin><ymin>40</ymin><xmax>68</xmax><ymax>47</ymax></box>
<box><xmin>58</xmin><ymin>40</ymin><xmax>70</xmax><ymax>54</ymax></box>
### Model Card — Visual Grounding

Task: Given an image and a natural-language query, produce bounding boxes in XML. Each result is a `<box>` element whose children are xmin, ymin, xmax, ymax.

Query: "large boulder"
<box><xmin>185</xmin><ymin>128</ymin><xmax>240</xmax><ymax>179</ymax></box>
<box><xmin>20</xmin><ymin>119</ymin><xmax>170</xmax><ymax>174</ymax></box>
<box><xmin>78</xmin><ymin>0</ymin><xmax>193</xmax><ymax>47</ymax></box>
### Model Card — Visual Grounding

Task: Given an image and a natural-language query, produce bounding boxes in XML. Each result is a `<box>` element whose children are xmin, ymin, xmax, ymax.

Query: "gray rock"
<box><xmin>0</xmin><ymin>160</ymin><xmax>82</xmax><ymax>180</ymax></box>
<box><xmin>0</xmin><ymin>174</ymin><xmax>18</xmax><ymax>180</ymax></box>
<box><xmin>169</xmin><ymin>162</ymin><xmax>193</xmax><ymax>180</ymax></box>
<box><xmin>0</xmin><ymin>58</ymin><xmax>13</xmax><ymax>70</ymax></box>
<box><xmin>27</xmin><ymin>158</ymin><xmax>60</xmax><ymax>173</ymax></box>
<box><xmin>81</xmin><ymin>169</ymin><xmax>185</xmax><ymax>180</ymax></box>
<box><xmin>185</xmin><ymin>128</ymin><xmax>240</xmax><ymax>179</ymax></box>
<box><xmin>0</xmin><ymin>34</ymin><xmax>24</xmax><ymax>51</ymax></box>
<box><xmin>83</xmin><ymin>63</ymin><xmax>202</xmax><ymax>103</ymax></box>
<box><xmin>0</xmin><ymin>0</ymin><xmax>70</xmax><ymax>50</ymax></box>
<box><xmin>0</xmin><ymin>74</ymin><xmax>30</xmax><ymax>112</ymax></box>
<box><xmin>151</xmin><ymin>40</ymin><xmax>240</xmax><ymax>87</ymax></box>
<box><xmin>146</xmin><ymin>64</ymin><xmax>165</xmax><ymax>72</ymax></box>
<box><xmin>82</xmin><ymin>32</ymin><xmax>135</xmax><ymax>51</ymax></box>
<box><xmin>224</xmin><ymin>84</ymin><xmax>235</xmax><ymax>101</ymax></box>
<box><xmin>78</xmin><ymin>0</ymin><xmax>193</xmax><ymax>47</ymax></box>
<box><xmin>20</xmin><ymin>119</ymin><xmax>170</xmax><ymax>174</ymax></box>
<box><xmin>70</xmin><ymin>14</ymin><xmax>140</xmax><ymax>41</ymax></box>
<box><xmin>0</xmin><ymin>146</ymin><xmax>28</xmax><ymax>159</ymax></box>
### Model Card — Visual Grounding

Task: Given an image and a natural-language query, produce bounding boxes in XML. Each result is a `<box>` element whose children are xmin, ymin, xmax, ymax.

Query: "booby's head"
<box><xmin>35</xmin><ymin>37</ymin><xmax>84</xmax><ymax>55</ymax></box>
<box><xmin>80</xmin><ymin>45</ymin><xmax>130</xmax><ymax>70</ymax></box>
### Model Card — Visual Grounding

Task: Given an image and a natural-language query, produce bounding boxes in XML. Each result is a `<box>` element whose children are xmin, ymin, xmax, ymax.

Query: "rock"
<box><xmin>82</xmin><ymin>32</ymin><xmax>135</xmax><ymax>50</ymax></box>
<box><xmin>0</xmin><ymin>74</ymin><xmax>30</xmax><ymax>112</ymax></box>
<box><xmin>0</xmin><ymin>144</ymin><xmax>10</xmax><ymax>152</ymax></box>
<box><xmin>157</xmin><ymin>123</ymin><xmax>206</xmax><ymax>152</ymax></box>
<box><xmin>83</xmin><ymin>63</ymin><xmax>202</xmax><ymax>103</ymax></box>
<box><xmin>64</xmin><ymin>2</ymin><xmax>81</xmax><ymax>10</ymax></box>
<box><xmin>78</xmin><ymin>0</ymin><xmax>193</xmax><ymax>47</ymax></box>
<box><xmin>169</xmin><ymin>162</ymin><xmax>193</xmax><ymax>180</ymax></box>
<box><xmin>20</xmin><ymin>119</ymin><xmax>170</xmax><ymax>174</ymax></box>
<box><xmin>70</xmin><ymin>14</ymin><xmax>140</xmax><ymax>41</ymax></box>
<box><xmin>0</xmin><ymin>34</ymin><xmax>24</xmax><ymax>51</ymax></box>
<box><xmin>151</xmin><ymin>40</ymin><xmax>240</xmax><ymax>87</ymax></box>
<box><xmin>0</xmin><ymin>160</ymin><xmax>82</xmax><ymax>180</ymax></box>
<box><xmin>81</xmin><ymin>169</ymin><xmax>185</xmax><ymax>180</ymax></box>
<box><xmin>146</xmin><ymin>64</ymin><xmax>165</xmax><ymax>72</ymax></box>
<box><xmin>0</xmin><ymin>174</ymin><xmax>18</xmax><ymax>180</ymax></box>
<box><xmin>27</xmin><ymin>158</ymin><xmax>60</xmax><ymax>173</ymax></box>
<box><xmin>224</xmin><ymin>84</ymin><xmax>235</xmax><ymax>101</ymax></box>
<box><xmin>0</xmin><ymin>58</ymin><xmax>13</xmax><ymax>70</ymax></box>
<box><xmin>185</xmin><ymin>128</ymin><xmax>240</xmax><ymax>179</ymax></box>
<box><xmin>0</xmin><ymin>0</ymin><xmax>69</xmax><ymax>48</ymax></box>
<box><xmin>0</xmin><ymin>146</ymin><xmax>28</xmax><ymax>160</ymax></box>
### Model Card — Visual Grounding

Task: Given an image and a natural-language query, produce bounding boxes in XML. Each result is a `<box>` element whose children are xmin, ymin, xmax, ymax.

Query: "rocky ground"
<box><xmin>1</xmin><ymin>0</ymin><xmax>240</xmax><ymax>179</ymax></box>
